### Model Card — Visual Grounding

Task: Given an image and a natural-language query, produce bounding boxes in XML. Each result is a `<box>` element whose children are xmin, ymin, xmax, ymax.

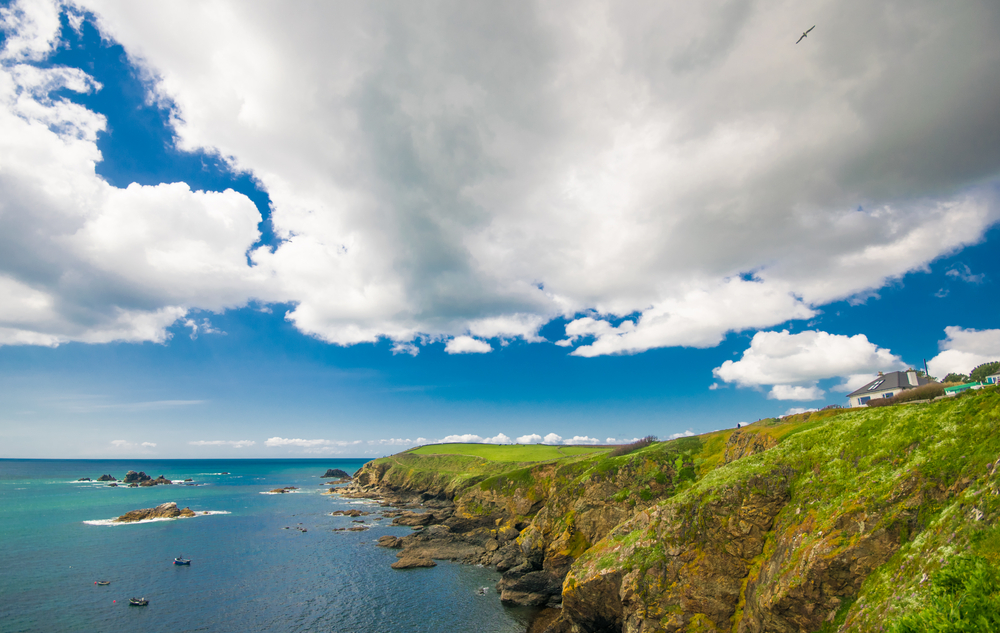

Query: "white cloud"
<box><xmin>768</xmin><ymin>384</ymin><xmax>825</xmax><ymax>401</ymax></box>
<box><xmin>1</xmin><ymin>0</ymin><xmax>997</xmax><ymax>353</ymax></box>
<box><xmin>516</xmin><ymin>434</ymin><xmax>543</xmax><ymax>444</ymax></box>
<box><xmin>189</xmin><ymin>440</ymin><xmax>255</xmax><ymax>448</ymax></box>
<box><xmin>444</xmin><ymin>336</ymin><xmax>493</xmax><ymax>354</ymax></box>
<box><xmin>927</xmin><ymin>327</ymin><xmax>1000</xmax><ymax>377</ymax></box>
<box><xmin>543</xmin><ymin>433</ymin><xmax>563</xmax><ymax>444</ymax></box>
<box><xmin>668</xmin><ymin>430</ymin><xmax>695</xmax><ymax>440</ymax></box>
<box><xmin>783</xmin><ymin>407</ymin><xmax>819</xmax><ymax>417</ymax></box>
<box><xmin>438</xmin><ymin>433</ymin><xmax>511</xmax><ymax>444</ymax></box>
<box><xmin>370</xmin><ymin>437</ymin><xmax>428</xmax><ymax>446</ymax></box>
<box><xmin>562</xmin><ymin>436</ymin><xmax>602</xmax><ymax>445</ymax></box>
<box><xmin>714</xmin><ymin>330</ymin><xmax>905</xmax><ymax>398</ymax></box>
<box><xmin>109</xmin><ymin>439</ymin><xmax>156</xmax><ymax>452</ymax></box>
<box><xmin>264</xmin><ymin>437</ymin><xmax>363</xmax><ymax>453</ymax></box>
<box><xmin>945</xmin><ymin>264</ymin><xmax>986</xmax><ymax>284</ymax></box>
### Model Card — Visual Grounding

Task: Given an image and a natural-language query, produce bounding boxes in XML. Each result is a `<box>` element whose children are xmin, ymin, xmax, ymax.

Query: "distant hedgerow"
<box><xmin>609</xmin><ymin>435</ymin><xmax>657</xmax><ymax>457</ymax></box>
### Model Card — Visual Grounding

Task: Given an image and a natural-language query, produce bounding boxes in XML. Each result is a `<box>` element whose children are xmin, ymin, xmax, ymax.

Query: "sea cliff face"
<box><xmin>347</xmin><ymin>388</ymin><xmax>1000</xmax><ymax>632</ymax></box>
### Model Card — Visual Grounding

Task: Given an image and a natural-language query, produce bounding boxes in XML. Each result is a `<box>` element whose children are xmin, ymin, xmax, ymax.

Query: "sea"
<box><xmin>0</xmin><ymin>459</ymin><xmax>535</xmax><ymax>633</ymax></box>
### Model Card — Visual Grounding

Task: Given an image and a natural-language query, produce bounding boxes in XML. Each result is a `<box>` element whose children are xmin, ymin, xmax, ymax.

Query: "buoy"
<box><xmin>113</xmin><ymin>600</ymin><xmax>116</xmax><ymax>603</ymax></box>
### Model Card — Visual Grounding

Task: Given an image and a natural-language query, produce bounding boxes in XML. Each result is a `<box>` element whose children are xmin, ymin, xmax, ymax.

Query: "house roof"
<box><xmin>847</xmin><ymin>371</ymin><xmax>930</xmax><ymax>398</ymax></box>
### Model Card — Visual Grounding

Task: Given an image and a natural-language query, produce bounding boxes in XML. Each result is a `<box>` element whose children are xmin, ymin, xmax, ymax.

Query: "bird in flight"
<box><xmin>796</xmin><ymin>25</ymin><xmax>815</xmax><ymax>44</ymax></box>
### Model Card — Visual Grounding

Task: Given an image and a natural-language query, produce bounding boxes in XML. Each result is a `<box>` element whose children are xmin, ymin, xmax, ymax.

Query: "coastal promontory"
<box><xmin>341</xmin><ymin>387</ymin><xmax>1000</xmax><ymax>632</ymax></box>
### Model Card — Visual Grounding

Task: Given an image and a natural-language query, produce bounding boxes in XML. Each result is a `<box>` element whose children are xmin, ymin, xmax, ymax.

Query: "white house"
<box><xmin>985</xmin><ymin>373</ymin><xmax>1000</xmax><ymax>386</ymax></box>
<box><xmin>846</xmin><ymin>370</ymin><xmax>931</xmax><ymax>407</ymax></box>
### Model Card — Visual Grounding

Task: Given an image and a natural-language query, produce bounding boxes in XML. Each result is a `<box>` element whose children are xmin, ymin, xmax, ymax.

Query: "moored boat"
<box><xmin>173</xmin><ymin>554</ymin><xmax>191</xmax><ymax>565</ymax></box>
<box><xmin>129</xmin><ymin>597</ymin><xmax>148</xmax><ymax>606</ymax></box>
<box><xmin>95</xmin><ymin>580</ymin><xmax>111</xmax><ymax>586</ymax></box>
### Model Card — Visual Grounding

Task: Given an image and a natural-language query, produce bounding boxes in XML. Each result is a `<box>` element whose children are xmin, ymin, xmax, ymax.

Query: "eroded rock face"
<box><xmin>391</xmin><ymin>556</ymin><xmax>436</xmax><ymax>569</ymax></box>
<box><xmin>562</xmin><ymin>469</ymin><xmax>794</xmax><ymax>633</ymax></box>
<box><xmin>112</xmin><ymin>502</ymin><xmax>197</xmax><ymax>523</ymax></box>
<box><xmin>723</xmin><ymin>429</ymin><xmax>778</xmax><ymax>465</ymax></box>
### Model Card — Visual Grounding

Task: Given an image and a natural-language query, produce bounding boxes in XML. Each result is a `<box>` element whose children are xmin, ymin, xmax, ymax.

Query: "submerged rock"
<box><xmin>77</xmin><ymin>477</ymin><xmax>92</xmax><ymax>481</ymax></box>
<box><xmin>112</xmin><ymin>502</ymin><xmax>197</xmax><ymax>523</ymax></box>
<box><xmin>268</xmin><ymin>486</ymin><xmax>298</xmax><ymax>494</ymax></box>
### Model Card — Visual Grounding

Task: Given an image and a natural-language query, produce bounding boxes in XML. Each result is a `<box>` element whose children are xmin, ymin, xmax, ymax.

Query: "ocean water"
<box><xmin>0</xmin><ymin>459</ymin><xmax>533</xmax><ymax>633</ymax></box>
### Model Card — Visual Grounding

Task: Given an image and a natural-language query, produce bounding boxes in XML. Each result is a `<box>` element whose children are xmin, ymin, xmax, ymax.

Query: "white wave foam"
<box><xmin>83</xmin><ymin>510</ymin><xmax>230</xmax><ymax>526</ymax></box>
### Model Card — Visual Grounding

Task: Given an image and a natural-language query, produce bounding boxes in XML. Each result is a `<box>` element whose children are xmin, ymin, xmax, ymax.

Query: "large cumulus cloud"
<box><xmin>2</xmin><ymin>0</ymin><xmax>999</xmax><ymax>352</ymax></box>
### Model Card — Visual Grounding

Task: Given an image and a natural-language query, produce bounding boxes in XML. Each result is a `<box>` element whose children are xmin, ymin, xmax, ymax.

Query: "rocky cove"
<box><xmin>335</xmin><ymin>388</ymin><xmax>1000</xmax><ymax>632</ymax></box>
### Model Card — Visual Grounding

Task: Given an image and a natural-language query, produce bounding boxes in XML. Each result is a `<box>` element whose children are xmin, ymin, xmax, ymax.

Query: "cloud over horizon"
<box><xmin>0</xmin><ymin>0</ymin><xmax>998</xmax><ymax>357</ymax></box>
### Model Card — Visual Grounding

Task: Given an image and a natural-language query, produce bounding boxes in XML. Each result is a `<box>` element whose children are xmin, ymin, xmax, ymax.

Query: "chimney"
<box><xmin>907</xmin><ymin>370</ymin><xmax>917</xmax><ymax>386</ymax></box>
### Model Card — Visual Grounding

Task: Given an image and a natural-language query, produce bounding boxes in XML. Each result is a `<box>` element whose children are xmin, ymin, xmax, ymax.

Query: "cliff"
<box><xmin>347</xmin><ymin>388</ymin><xmax>1000</xmax><ymax>632</ymax></box>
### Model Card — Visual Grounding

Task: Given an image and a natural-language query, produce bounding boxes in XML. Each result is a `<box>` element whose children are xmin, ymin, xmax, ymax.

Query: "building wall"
<box><xmin>851</xmin><ymin>388</ymin><xmax>900</xmax><ymax>407</ymax></box>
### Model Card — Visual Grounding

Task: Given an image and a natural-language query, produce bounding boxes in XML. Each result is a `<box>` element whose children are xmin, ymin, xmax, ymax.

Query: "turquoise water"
<box><xmin>0</xmin><ymin>459</ymin><xmax>532</xmax><ymax>633</ymax></box>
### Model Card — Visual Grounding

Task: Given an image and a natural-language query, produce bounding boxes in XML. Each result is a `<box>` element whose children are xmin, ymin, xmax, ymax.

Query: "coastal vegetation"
<box><xmin>349</xmin><ymin>386</ymin><xmax>1000</xmax><ymax>632</ymax></box>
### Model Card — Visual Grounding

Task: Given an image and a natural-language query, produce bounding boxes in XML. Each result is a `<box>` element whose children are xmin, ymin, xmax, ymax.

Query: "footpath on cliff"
<box><xmin>335</xmin><ymin>387</ymin><xmax>1000</xmax><ymax>633</ymax></box>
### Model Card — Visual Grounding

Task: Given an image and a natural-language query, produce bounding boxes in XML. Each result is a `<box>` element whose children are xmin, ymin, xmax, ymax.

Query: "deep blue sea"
<box><xmin>0</xmin><ymin>459</ymin><xmax>533</xmax><ymax>633</ymax></box>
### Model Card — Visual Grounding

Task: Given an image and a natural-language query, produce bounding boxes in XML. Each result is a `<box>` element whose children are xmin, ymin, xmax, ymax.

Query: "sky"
<box><xmin>0</xmin><ymin>0</ymin><xmax>998</xmax><ymax>459</ymax></box>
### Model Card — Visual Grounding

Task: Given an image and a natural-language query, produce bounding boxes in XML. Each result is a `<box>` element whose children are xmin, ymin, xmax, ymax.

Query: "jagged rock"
<box><xmin>77</xmin><ymin>477</ymin><xmax>92</xmax><ymax>481</ymax></box>
<box><xmin>268</xmin><ymin>486</ymin><xmax>298</xmax><ymax>493</ymax></box>
<box><xmin>377</xmin><ymin>535</ymin><xmax>402</xmax><ymax>548</ymax></box>
<box><xmin>97</xmin><ymin>474</ymin><xmax>116</xmax><ymax>481</ymax></box>
<box><xmin>391</xmin><ymin>511</ymin><xmax>436</xmax><ymax>527</ymax></box>
<box><xmin>123</xmin><ymin>470</ymin><xmax>152</xmax><ymax>484</ymax></box>
<box><xmin>112</xmin><ymin>502</ymin><xmax>197</xmax><ymax>523</ymax></box>
<box><xmin>723</xmin><ymin>428</ymin><xmax>779</xmax><ymax>464</ymax></box>
<box><xmin>331</xmin><ymin>509</ymin><xmax>370</xmax><ymax>517</ymax></box>
<box><xmin>139</xmin><ymin>475</ymin><xmax>172</xmax><ymax>487</ymax></box>
<box><xmin>391</xmin><ymin>556</ymin><xmax>436</xmax><ymax>569</ymax></box>
<box><xmin>497</xmin><ymin>570</ymin><xmax>564</xmax><ymax>606</ymax></box>
<box><xmin>107</xmin><ymin>483</ymin><xmax>118</xmax><ymax>487</ymax></box>
<box><xmin>322</xmin><ymin>468</ymin><xmax>352</xmax><ymax>479</ymax></box>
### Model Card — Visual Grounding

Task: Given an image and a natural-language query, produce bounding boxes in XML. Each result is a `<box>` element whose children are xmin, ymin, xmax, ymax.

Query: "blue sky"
<box><xmin>1</xmin><ymin>0</ymin><xmax>998</xmax><ymax>458</ymax></box>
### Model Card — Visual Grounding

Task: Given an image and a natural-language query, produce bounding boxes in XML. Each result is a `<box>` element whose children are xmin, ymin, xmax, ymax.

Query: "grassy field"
<box><xmin>406</xmin><ymin>442</ymin><xmax>610</xmax><ymax>462</ymax></box>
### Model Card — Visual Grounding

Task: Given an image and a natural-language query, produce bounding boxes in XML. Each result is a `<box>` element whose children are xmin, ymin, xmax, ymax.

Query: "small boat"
<box><xmin>129</xmin><ymin>597</ymin><xmax>148</xmax><ymax>606</ymax></box>
<box><xmin>173</xmin><ymin>555</ymin><xmax>191</xmax><ymax>565</ymax></box>
<box><xmin>95</xmin><ymin>580</ymin><xmax>111</xmax><ymax>586</ymax></box>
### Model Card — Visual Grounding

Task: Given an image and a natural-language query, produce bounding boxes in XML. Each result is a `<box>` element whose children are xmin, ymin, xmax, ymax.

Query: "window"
<box><xmin>883</xmin><ymin>392</ymin><xmax>893</xmax><ymax>398</ymax></box>
<box><xmin>859</xmin><ymin>396</ymin><xmax>871</xmax><ymax>405</ymax></box>
<box><xmin>867</xmin><ymin>379</ymin><xmax>885</xmax><ymax>391</ymax></box>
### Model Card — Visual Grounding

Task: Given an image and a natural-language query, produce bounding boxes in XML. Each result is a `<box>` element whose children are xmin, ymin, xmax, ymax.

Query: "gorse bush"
<box><xmin>609</xmin><ymin>435</ymin><xmax>658</xmax><ymax>457</ymax></box>
<box><xmin>891</xmin><ymin>556</ymin><xmax>1000</xmax><ymax>633</ymax></box>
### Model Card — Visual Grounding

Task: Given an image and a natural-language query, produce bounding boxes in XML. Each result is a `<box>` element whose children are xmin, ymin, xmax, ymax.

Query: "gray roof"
<box><xmin>847</xmin><ymin>371</ymin><xmax>931</xmax><ymax>398</ymax></box>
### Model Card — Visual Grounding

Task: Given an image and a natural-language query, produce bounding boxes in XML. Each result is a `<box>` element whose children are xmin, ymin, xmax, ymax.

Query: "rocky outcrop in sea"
<box><xmin>112</xmin><ymin>502</ymin><xmax>196</xmax><ymax>523</ymax></box>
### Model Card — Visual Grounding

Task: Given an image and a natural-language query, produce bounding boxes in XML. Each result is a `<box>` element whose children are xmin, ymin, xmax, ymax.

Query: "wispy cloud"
<box><xmin>109</xmin><ymin>439</ymin><xmax>157</xmax><ymax>453</ymax></box>
<box><xmin>945</xmin><ymin>264</ymin><xmax>986</xmax><ymax>284</ymax></box>
<box><xmin>189</xmin><ymin>440</ymin><xmax>255</xmax><ymax>448</ymax></box>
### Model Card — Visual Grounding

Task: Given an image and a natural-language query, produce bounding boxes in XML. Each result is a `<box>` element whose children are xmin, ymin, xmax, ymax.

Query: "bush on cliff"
<box><xmin>891</xmin><ymin>556</ymin><xmax>1000</xmax><ymax>633</ymax></box>
<box><xmin>608</xmin><ymin>435</ymin><xmax>657</xmax><ymax>457</ymax></box>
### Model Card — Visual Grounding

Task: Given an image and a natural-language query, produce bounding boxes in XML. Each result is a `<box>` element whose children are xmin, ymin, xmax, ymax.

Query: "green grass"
<box><xmin>406</xmin><ymin>442</ymin><xmax>609</xmax><ymax>462</ymax></box>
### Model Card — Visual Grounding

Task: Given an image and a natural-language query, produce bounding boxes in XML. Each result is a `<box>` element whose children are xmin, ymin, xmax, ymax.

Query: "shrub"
<box><xmin>944</xmin><ymin>372</ymin><xmax>971</xmax><ymax>383</ymax></box>
<box><xmin>891</xmin><ymin>556</ymin><xmax>1000</xmax><ymax>633</ymax></box>
<box><xmin>866</xmin><ymin>383</ymin><xmax>946</xmax><ymax>407</ymax></box>
<box><xmin>609</xmin><ymin>435</ymin><xmax>658</xmax><ymax>457</ymax></box>
<box><xmin>970</xmin><ymin>361</ymin><xmax>1000</xmax><ymax>384</ymax></box>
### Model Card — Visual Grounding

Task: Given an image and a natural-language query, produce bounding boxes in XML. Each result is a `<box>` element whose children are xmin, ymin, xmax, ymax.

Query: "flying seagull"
<box><xmin>796</xmin><ymin>25</ymin><xmax>815</xmax><ymax>44</ymax></box>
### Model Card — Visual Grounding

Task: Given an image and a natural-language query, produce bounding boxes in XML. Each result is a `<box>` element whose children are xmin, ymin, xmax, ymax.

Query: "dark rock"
<box><xmin>391</xmin><ymin>556</ymin><xmax>436</xmax><ymax>569</ymax></box>
<box><xmin>113</xmin><ymin>502</ymin><xmax>196</xmax><ymax>523</ymax></box>
<box><xmin>331</xmin><ymin>509</ymin><xmax>370</xmax><ymax>517</ymax></box>
<box><xmin>107</xmin><ymin>483</ymin><xmax>118</xmax><ymax>487</ymax></box>
<box><xmin>184</xmin><ymin>478</ymin><xmax>193</xmax><ymax>482</ymax></box>
<box><xmin>123</xmin><ymin>470</ymin><xmax>152</xmax><ymax>484</ymax></box>
<box><xmin>391</xmin><ymin>511</ymin><xmax>436</xmax><ymax>527</ymax></box>
<box><xmin>322</xmin><ymin>468</ymin><xmax>352</xmax><ymax>479</ymax></box>
<box><xmin>77</xmin><ymin>477</ymin><xmax>92</xmax><ymax>481</ymax></box>
<box><xmin>498</xmin><ymin>570</ymin><xmax>564</xmax><ymax>607</ymax></box>
<box><xmin>268</xmin><ymin>486</ymin><xmax>298</xmax><ymax>494</ymax></box>
<box><xmin>139</xmin><ymin>475</ymin><xmax>172</xmax><ymax>487</ymax></box>
<box><xmin>127</xmin><ymin>483</ymin><xmax>138</xmax><ymax>488</ymax></box>
<box><xmin>97</xmin><ymin>474</ymin><xmax>116</xmax><ymax>481</ymax></box>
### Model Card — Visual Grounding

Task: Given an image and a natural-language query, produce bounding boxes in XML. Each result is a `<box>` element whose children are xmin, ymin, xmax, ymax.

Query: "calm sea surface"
<box><xmin>0</xmin><ymin>459</ymin><xmax>533</xmax><ymax>633</ymax></box>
